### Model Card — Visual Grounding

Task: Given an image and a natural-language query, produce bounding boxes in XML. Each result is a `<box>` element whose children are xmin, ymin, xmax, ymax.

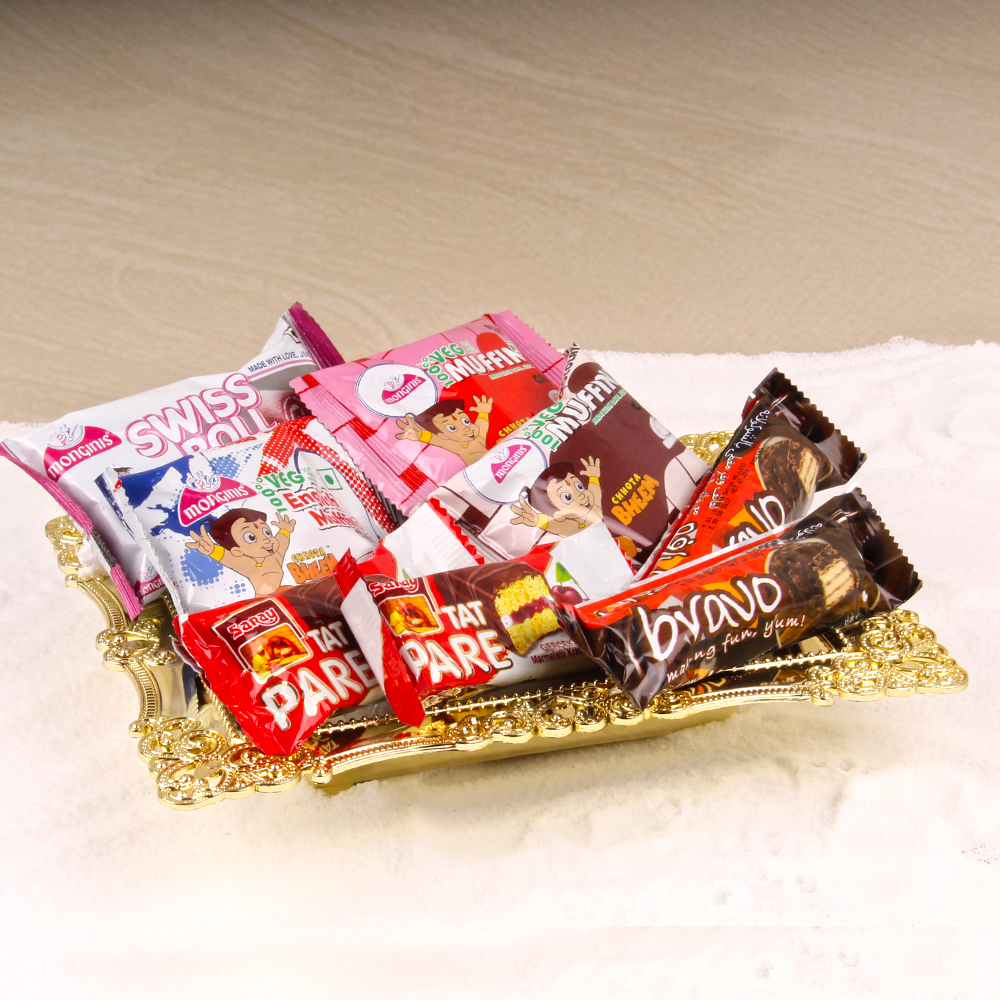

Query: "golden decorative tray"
<box><xmin>47</xmin><ymin>431</ymin><xmax>968</xmax><ymax>810</ymax></box>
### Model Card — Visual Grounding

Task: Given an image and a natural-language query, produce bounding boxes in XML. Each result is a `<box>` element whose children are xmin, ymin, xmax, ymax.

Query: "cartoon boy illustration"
<box><xmin>395</xmin><ymin>396</ymin><xmax>493</xmax><ymax>465</ymax></box>
<box><xmin>509</xmin><ymin>457</ymin><xmax>603</xmax><ymax>536</ymax></box>
<box><xmin>186</xmin><ymin>508</ymin><xmax>296</xmax><ymax>597</ymax></box>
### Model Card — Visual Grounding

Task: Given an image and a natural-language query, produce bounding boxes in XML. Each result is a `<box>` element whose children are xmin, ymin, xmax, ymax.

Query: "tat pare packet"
<box><xmin>114</xmin><ymin>416</ymin><xmax>393</xmax><ymax>615</ymax></box>
<box><xmin>291</xmin><ymin>312</ymin><xmax>566</xmax><ymax>516</ymax></box>
<box><xmin>1</xmin><ymin>304</ymin><xmax>342</xmax><ymax>616</ymax></box>
<box><xmin>334</xmin><ymin>522</ymin><xmax>635</xmax><ymax>725</ymax></box>
<box><xmin>178</xmin><ymin>574</ymin><xmax>386</xmax><ymax>756</ymax></box>
<box><xmin>385</xmin><ymin>346</ymin><xmax>710</xmax><ymax>572</ymax></box>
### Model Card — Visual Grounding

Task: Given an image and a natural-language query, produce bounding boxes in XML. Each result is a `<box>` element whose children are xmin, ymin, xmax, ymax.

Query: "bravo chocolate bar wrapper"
<box><xmin>0</xmin><ymin>305</ymin><xmax>342</xmax><ymax>617</ymax></box>
<box><xmin>558</xmin><ymin>489</ymin><xmax>920</xmax><ymax>710</ymax></box>
<box><xmin>398</xmin><ymin>346</ymin><xmax>709</xmax><ymax>570</ymax></box>
<box><xmin>290</xmin><ymin>312</ymin><xmax>566</xmax><ymax>516</ymax></box>
<box><xmin>179</xmin><ymin>574</ymin><xmax>383</xmax><ymax>756</ymax></box>
<box><xmin>115</xmin><ymin>416</ymin><xmax>393</xmax><ymax>615</ymax></box>
<box><xmin>641</xmin><ymin>369</ymin><xmax>865</xmax><ymax>577</ymax></box>
<box><xmin>335</xmin><ymin>523</ymin><xmax>635</xmax><ymax>725</ymax></box>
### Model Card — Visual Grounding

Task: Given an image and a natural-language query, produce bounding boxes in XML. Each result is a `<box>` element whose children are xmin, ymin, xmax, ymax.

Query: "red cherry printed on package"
<box><xmin>179</xmin><ymin>574</ymin><xmax>381</xmax><ymax>755</ymax></box>
<box><xmin>291</xmin><ymin>312</ymin><xmax>566</xmax><ymax>515</ymax></box>
<box><xmin>640</xmin><ymin>370</ymin><xmax>865</xmax><ymax>577</ymax></box>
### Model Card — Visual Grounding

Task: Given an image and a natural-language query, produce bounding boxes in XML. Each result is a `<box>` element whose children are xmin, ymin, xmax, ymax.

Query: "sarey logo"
<box><xmin>178</xmin><ymin>472</ymin><xmax>257</xmax><ymax>526</ymax></box>
<box><xmin>355</xmin><ymin>363</ymin><xmax>438</xmax><ymax>418</ymax></box>
<box><xmin>381</xmin><ymin>372</ymin><xmax>426</xmax><ymax>405</ymax></box>
<box><xmin>44</xmin><ymin>424</ymin><xmax>122</xmax><ymax>481</ymax></box>
<box><xmin>226</xmin><ymin>606</ymin><xmax>281</xmax><ymax>640</ymax></box>
<box><xmin>367</xmin><ymin>577</ymin><xmax>420</xmax><ymax>600</ymax></box>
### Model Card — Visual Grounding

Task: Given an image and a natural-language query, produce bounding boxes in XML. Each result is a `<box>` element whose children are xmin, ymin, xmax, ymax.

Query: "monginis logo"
<box><xmin>464</xmin><ymin>439</ymin><xmax>547</xmax><ymax>505</ymax></box>
<box><xmin>135</xmin><ymin>560</ymin><xmax>164</xmax><ymax>600</ymax></box>
<box><xmin>381</xmin><ymin>372</ymin><xmax>425</xmax><ymax>405</ymax></box>
<box><xmin>490</xmin><ymin>444</ymin><xmax>531</xmax><ymax>484</ymax></box>
<box><xmin>355</xmin><ymin>363</ymin><xmax>438</xmax><ymax>418</ymax></box>
<box><xmin>178</xmin><ymin>471</ymin><xmax>257</xmax><ymax>526</ymax></box>
<box><xmin>44</xmin><ymin>424</ymin><xmax>122</xmax><ymax>481</ymax></box>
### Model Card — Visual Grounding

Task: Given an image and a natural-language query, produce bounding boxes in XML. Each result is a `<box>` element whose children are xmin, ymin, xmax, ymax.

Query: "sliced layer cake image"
<box><xmin>430</xmin><ymin>560</ymin><xmax>562</xmax><ymax>655</ymax></box>
<box><xmin>493</xmin><ymin>569</ymin><xmax>560</xmax><ymax>655</ymax></box>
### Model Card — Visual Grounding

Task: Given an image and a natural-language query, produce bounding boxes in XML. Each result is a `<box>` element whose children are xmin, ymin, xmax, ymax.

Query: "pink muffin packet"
<box><xmin>291</xmin><ymin>312</ymin><xmax>566</xmax><ymax>516</ymax></box>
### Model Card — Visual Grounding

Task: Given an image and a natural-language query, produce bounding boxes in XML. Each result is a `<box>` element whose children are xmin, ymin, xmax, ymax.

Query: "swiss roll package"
<box><xmin>385</xmin><ymin>346</ymin><xmax>710</xmax><ymax>572</ymax></box>
<box><xmin>115</xmin><ymin>417</ymin><xmax>393</xmax><ymax>615</ymax></box>
<box><xmin>291</xmin><ymin>312</ymin><xmax>566</xmax><ymax>515</ymax></box>
<box><xmin>0</xmin><ymin>304</ymin><xmax>342</xmax><ymax>616</ymax></box>
<box><xmin>640</xmin><ymin>370</ymin><xmax>865</xmax><ymax>577</ymax></box>
<box><xmin>557</xmin><ymin>490</ymin><xmax>921</xmax><ymax>709</ymax></box>
<box><xmin>179</xmin><ymin>574</ymin><xmax>383</xmax><ymax>755</ymax></box>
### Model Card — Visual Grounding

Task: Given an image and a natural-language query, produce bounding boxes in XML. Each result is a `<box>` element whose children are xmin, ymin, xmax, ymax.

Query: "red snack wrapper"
<box><xmin>178</xmin><ymin>574</ymin><xmax>382</xmax><ymax>755</ymax></box>
<box><xmin>334</xmin><ymin>522</ymin><xmax>633</xmax><ymax>726</ymax></box>
<box><xmin>641</xmin><ymin>370</ymin><xmax>865</xmax><ymax>577</ymax></box>
<box><xmin>557</xmin><ymin>489</ymin><xmax>920</xmax><ymax>709</ymax></box>
<box><xmin>336</xmin><ymin>551</ymin><xmax>588</xmax><ymax>726</ymax></box>
<box><xmin>291</xmin><ymin>312</ymin><xmax>566</xmax><ymax>515</ymax></box>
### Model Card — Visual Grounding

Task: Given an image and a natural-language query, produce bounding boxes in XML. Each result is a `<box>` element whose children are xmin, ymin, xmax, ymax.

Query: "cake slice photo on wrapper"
<box><xmin>333</xmin><ymin>521</ymin><xmax>636</xmax><ymax>726</ymax></box>
<box><xmin>492</xmin><ymin>565</ymin><xmax>561</xmax><ymax>655</ymax></box>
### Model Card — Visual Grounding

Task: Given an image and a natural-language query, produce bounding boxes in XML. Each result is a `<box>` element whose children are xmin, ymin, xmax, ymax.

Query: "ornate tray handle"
<box><xmin>46</xmin><ymin>483</ymin><xmax>968</xmax><ymax>810</ymax></box>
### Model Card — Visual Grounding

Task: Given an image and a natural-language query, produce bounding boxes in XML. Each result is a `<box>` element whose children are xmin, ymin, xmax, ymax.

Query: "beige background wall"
<box><xmin>2</xmin><ymin>0</ymin><xmax>999</xmax><ymax>422</ymax></box>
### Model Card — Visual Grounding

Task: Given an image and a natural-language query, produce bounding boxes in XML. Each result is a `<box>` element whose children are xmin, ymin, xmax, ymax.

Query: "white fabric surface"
<box><xmin>1</xmin><ymin>340</ymin><xmax>997</xmax><ymax>997</ymax></box>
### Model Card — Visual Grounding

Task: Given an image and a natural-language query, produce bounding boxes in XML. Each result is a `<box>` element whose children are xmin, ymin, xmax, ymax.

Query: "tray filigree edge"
<box><xmin>45</xmin><ymin>494</ymin><xmax>968</xmax><ymax>810</ymax></box>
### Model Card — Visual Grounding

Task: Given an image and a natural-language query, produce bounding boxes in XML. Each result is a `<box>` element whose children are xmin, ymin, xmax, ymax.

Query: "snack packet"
<box><xmin>178</xmin><ymin>574</ymin><xmax>383</xmax><ymax>755</ymax></box>
<box><xmin>557</xmin><ymin>489</ymin><xmax>920</xmax><ymax>709</ymax></box>
<box><xmin>115</xmin><ymin>416</ymin><xmax>392</xmax><ymax>615</ymax></box>
<box><xmin>388</xmin><ymin>346</ymin><xmax>709</xmax><ymax>571</ymax></box>
<box><xmin>291</xmin><ymin>312</ymin><xmax>566</xmax><ymax>515</ymax></box>
<box><xmin>1</xmin><ymin>304</ymin><xmax>341</xmax><ymax>616</ymax></box>
<box><xmin>335</xmin><ymin>523</ymin><xmax>635</xmax><ymax>725</ymax></box>
<box><xmin>640</xmin><ymin>370</ymin><xmax>865</xmax><ymax>576</ymax></box>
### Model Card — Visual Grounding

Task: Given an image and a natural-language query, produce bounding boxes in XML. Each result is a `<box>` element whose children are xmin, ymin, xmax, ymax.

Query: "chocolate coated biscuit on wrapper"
<box><xmin>557</xmin><ymin>490</ymin><xmax>920</xmax><ymax>710</ymax></box>
<box><xmin>291</xmin><ymin>312</ymin><xmax>566</xmax><ymax>516</ymax></box>
<box><xmin>389</xmin><ymin>346</ymin><xmax>709</xmax><ymax>572</ymax></box>
<box><xmin>335</xmin><ymin>523</ymin><xmax>634</xmax><ymax>725</ymax></box>
<box><xmin>179</xmin><ymin>575</ymin><xmax>383</xmax><ymax>756</ymax></box>
<box><xmin>641</xmin><ymin>369</ymin><xmax>865</xmax><ymax>577</ymax></box>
